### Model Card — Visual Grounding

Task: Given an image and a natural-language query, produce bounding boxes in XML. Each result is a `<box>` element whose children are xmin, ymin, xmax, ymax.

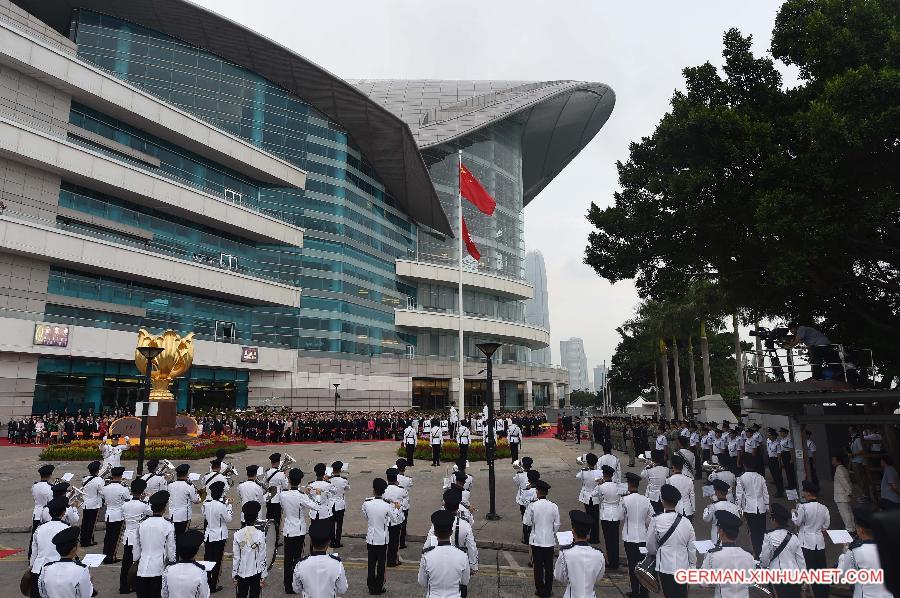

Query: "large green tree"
<box><xmin>586</xmin><ymin>0</ymin><xmax>899</xmax><ymax>383</ymax></box>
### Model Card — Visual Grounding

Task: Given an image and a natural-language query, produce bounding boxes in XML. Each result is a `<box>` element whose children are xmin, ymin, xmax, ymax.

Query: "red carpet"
<box><xmin>0</xmin><ymin>549</ymin><xmax>22</xmax><ymax>559</ymax></box>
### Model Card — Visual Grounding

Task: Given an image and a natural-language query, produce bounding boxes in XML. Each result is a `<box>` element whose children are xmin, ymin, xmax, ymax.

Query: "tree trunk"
<box><xmin>659</xmin><ymin>340</ymin><xmax>672</xmax><ymax>419</ymax></box>
<box><xmin>700</xmin><ymin>321</ymin><xmax>713</xmax><ymax>396</ymax></box>
<box><xmin>754</xmin><ymin>321</ymin><xmax>763</xmax><ymax>383</ymax></box>
<box><xmin>672</xmin><ymin>336</ymin><xmax>683</xmax><ymax>420</ymax></box>
<box><xmin>734</xmin><ymin>312</ymin><xmax>745</xmax><ymax>397</ymax></box>
<box><xmin>688</xmin><ymin>336</ymin><xmax>698</xmax><ymax>417</ymax></box>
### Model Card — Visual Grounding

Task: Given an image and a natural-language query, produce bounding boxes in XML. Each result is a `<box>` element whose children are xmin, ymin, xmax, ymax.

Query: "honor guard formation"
<box><xmin>21</xmin><ymin>411</ymin><xmax>896</xmax><ymax>598</ymax></box>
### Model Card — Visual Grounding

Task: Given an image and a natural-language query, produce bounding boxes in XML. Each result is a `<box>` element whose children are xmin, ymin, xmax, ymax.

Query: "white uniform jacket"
<box><xmin>759</xmin><ymin>529</ymin><xmax>805</xmax><ymax>570</ymax></box>
<box><xmin>424</xmin><ymin>513</ymin><xmax>478</xmax><ymax>571</ymax></box>
<box><xmin>280</xmin><ymin>488</ymin><xmax>318</xmax><ymax>538</ymax></box>
<box><xmin>666</xmin><ymin>473</ymin><xmax>695</xmax><ymax>516</ymax></box>
<box><xmin>134</xmin><ymin>515</ymin><xmax>176</xmax><ymax>577</ymax></box>
<box><xmin>231</xmin><ymin>525</ymin><xmax>267</xmax><ymax>579</ymax></box>
<box><xmin>122</xmin><ymin>498</ymin><xmax>152</xmax><ymax>546</ymax></box>
<box><xmin>29</xmin><ymin>520</ymin><xmax>68</xmax><ymax>573</ymax></box>
<box><xmin>101</xmin><ymin>483</ymin><xmax>132</xmax><ymax>522</ymax></box>
<box><xmin>417</xmin><ymin>543</ymin><xmax>470</xmax><ymax>598</ymax></box>
<box><xmin>621</xmin><ymin>492</ymin><xmax>654</xmax><ymax>543</ymax></box>
<box><xmin>576</xmin><ymin>469</ymin><xmax>602</xmax><ymax>505</ymax></box>
<box><xmin>791</xmin><ymin>500</ymin><xmax>829</xmax><ymax>550</ymax></box>
<box><xmin>837</xmin><ymin>541</ymin><xmax>893</xmax><ymax>598</ymax></box>
<box><xmin>201</xmin><ymin>499</ymin><xmax>233</xmax><ymax>542</ymax></box>
<box><xmin>702</xmin><ymin>499</ymin><xmax>741</xmax><ymax>543</ymax></box>
<box><xmin>292</xmin><ymin>552</ymin><xmax>348</xmax><ymax>597</ymax></box>
<box><xmin>736</xmin><ymin>471</ymin><xmax>769</xmax><ymax>515</ymax></box>
<box><xmin>554</xmin><ymin>542</ymin><xmax>605</xmax><ymax>598</ymax></box>
<box><xmin>645</xmin><ymin>511</ymin><xmax>697</xmax><ymax>574</ymax></box>
<box><xmin>523</xmin><ymin>498</ymin><xmax>560</xmax><ymax>548</ymax></box>
<box><xmin>167</xmin><ymin>480</ymin><xmax>199</xmax><ymax>523</ymax></box>
<box><xmin>641</xmin><ymin>466</ymin><xmax>669</xmax><ymax>502</ymax></box>
<box><xmin>361</xmin><ymin>497</ymin><xmax>403</xmax><ymax>545</ymax></box>
<box><xmin>81</xmin><ymin>475</ymin><xmax>105</xmax><ymax>510</ymax></box>
<box><xmin>162</xmin><ymin>561</ymin><xmax>210</xmax><ymax>598</ymax></box>
<box><xmin>32</xmin><ymin>481</ymin><xmax>53</xmax><ymax>521</ymax></box>
<box><xmin>38</xmin><ymin>558</ymin><xmax>93</xmax><ymax>598</ymax></box>
<box><xmin>592</xmin><ymin>480</ymin><xmax>624</xmax><ymax>521</ymax></box>
<box><xmin>699</xmin><ymin>544</ymin><xmax>756</xmax><ymax>598</ymax></box>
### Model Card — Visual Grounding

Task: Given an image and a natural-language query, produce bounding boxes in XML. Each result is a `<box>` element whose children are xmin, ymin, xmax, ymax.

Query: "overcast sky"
<box><xmin>196</xmin><ymin>0</ymin><xmax>790</xmax><ymax>372</ymax></box>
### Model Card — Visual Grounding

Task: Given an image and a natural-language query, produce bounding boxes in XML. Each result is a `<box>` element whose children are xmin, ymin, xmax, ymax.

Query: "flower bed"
<box><xmin>39</xmin><ymin>436</ymin><xmax>246</xmax><ymax>461</ymax></box>
<box><xmin>396</xmin><ymin>440</ymin><xmax>510</xmax><ymax>462</ymax></box>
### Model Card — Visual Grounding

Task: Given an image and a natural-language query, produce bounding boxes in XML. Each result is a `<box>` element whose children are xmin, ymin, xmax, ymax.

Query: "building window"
<box><xmin>223</xmin><ymin>188</ymin><xmax>243</xmax><ymax>204</ymax></box>
<box><xmin>500</xmin><ymin>380</ymin><xmax>525</xmax><ymax>409</ymax></box>
<box><xmin>216</xmin><ymin>321</ymin><xmax>236</xmax><ymax>342</ymax></box>
<box><xmin>219</xmin><ymin>253</ymin><xmax>239</xmax><ymax>271</ymax></box>
<box><xmin>412</xmin><ymin>378</ymin><xmax>449</xmax><ymax>411</ymax></box>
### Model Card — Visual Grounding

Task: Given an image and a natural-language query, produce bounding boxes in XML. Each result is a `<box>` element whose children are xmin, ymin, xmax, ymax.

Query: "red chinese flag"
<box><xmin>461</xmin><ymin>216</ymin><xmax>481</xmax><ymax>261</ymax></box>
<box><xmin>459</xmin><ymin>163</ymin><xmax>496</xmax><ymax>215</ymax></box>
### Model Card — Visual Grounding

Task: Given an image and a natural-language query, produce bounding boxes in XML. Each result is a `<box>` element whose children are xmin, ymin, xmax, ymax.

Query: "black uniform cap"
<box><xmin>47</xmin><ymin>496</ymin><xmax>67</xmax><ymax>517</ymax></box>
<box><xmin>209</xmin><ymin>481</ymin><xmax>225</xmax><ymax>499</ymax></box>
<box><xmin>146</xmin><ymin>459</ymin><xmax>159</xmax><ymax>471</ymax></box>
<box><xmin>269</xmin><ymin>453</ymin><xmax>281</xmax><ymax>463</ymax></box>
<box><xmin>771</xmin><ymin>503</ymin><xmax>791</xmax><ymax>523</ymax></box>
<box><xmin>51</xmin><ymin>526</ymin><xmax>80</xmax><ymax>554</ymax></box>
<box><xmin>209</xmin><ymin>459</ymin><xmax>222</xmax><ymax>469</ymax></box>
<box><xmin>651</xmin><ymin>449</ymin><xmax>665</xmax><ymax>464</ymax></box>
<box><xmin>671</xmin><ymin>455</ymin><xmax>685</xmax><ymax>469</ymax></box>
<box><xmin>176</xmin><ymin>529</ymin><xmax>204</xmax><ymax>558</ymax></box>
<box><xmin>215</xmin><ymin>449</ymin><xmax>227</xmax><ymax>461</ymax></box>
<box><xmin>314</xmin><ymin>463</ymin><xmax>327</xmax><ymax>477</ymax></box>
<box><xmin>87</xmin><ymin>461</ymin><xmax>101</xmax><ymax>474</ymax></box>
<box><xmin>853</xmin><ymin>505</ymin><xmax>875</xmax><ymax>529</ymax></box>
<box><xmin>712</xmin><ymin>479</ymin><xmax>730</xmax><ymax>493</ymax></box>
<box><xmin>521</xmin><ymin>456</ymin><xmax>533</xmax><ymax>467</ymax></box>
<box><xmin>38</xmin><ymin>465</ymin><xmax>55</xmax><ymax>477</ymax></box>
<box><xmin>332</xmin><ymin>461</ymin><xmax>344</xmax><ymax>471</ymax></box>
<box><xmin>309</xmin><ymin>518</ymin><xmax>332</xmax><ymax>543</ymax></box>
<box><xmin>149</xmin><ymin>490</ymin><xmax>170</xmax><ymax>508</ymax></box>
<box><xmin>130</xmin><ymin>478</ymin><xmax>147</xmax><ymax>494</ymax></box>
<box><xmin>802</xmin><ymin>479</ymin><xmax>820</xmax><ymax>495</ymax></box>
<box><xmin>111</xmin><ymin>467</ymin><xmax>125</xmax><ymax>477</ymax></box>
<box><xmin>585</xmin><ymin>453</ymin><xmax>598</xmax><ymax>466</ymax></box>
<box><xmin>288</xmin><ymin>468</ymin><xmax>304</xmax><ymax>485</ymax></box>
<box><xmin>175</xmin><ymin>464</ymin><xmax>190</xmax><ymax>475</ymax></box>
<box><xmin>242</xmin><ymin>500</ymin><xmax>262</xmax><ymax>522</ymax></box>
<box><xmin>625</xmin><ymin>472</ymin><xmax>642</xmax><ymax>485</ymax></box>
<box><xmin>386</xmin><ymin>467</ymin><xmax>399</xmax><ymax>480</ymax></box>
<box><xmin>526</xmin><ymin>470</ymin><xmax>541</xmax><ymax>483</ymax></box>
<box><xmin>51</xmin><ymin>482</ymin><xmax>70</xmax><ymax>496</ymax></box>
<box><xmin>246</xmin><ymin>465</ymin><xmax>259</xmax><ymax>476</ymax></box>
<box><xmin>534</xmin><ymin>480</ymin><xmax>551</xmax><ymax>493</ymax></box>
<box><xmin>456</xmin><ymin>459</ymin><xmax>467</xmax><ymax>471</ymax></box>
<box><xmin>601</xmin><ymin>465</ymin><xmax>615</xmax><ymax>477</ymax></box>
<box><xmin>660</xmin><ymin>483</ymin><xmax>681</xmax><ymax>504</ymax></box>
<box><xmin>395</xmin><ymin>458</ymin><xmax>407</xmax><ymax>469</ymax></box>
<box><xmin>431</xmin><ymin>509</ymin><xmax>454</xmax><ymax>531</ymax></box>
<box><xmin>443</xmin><ymin>488</ymin><xmax>462</xmax><ymax>508</ymax></box>
<box><xmin>373</xmin><ymin>478</ymin><xmax>388</xmax><ymax>493</ymax></box>
<box><xmin>715</xmin><ymin>510</ymin><xmax>743</xmax><ymax>534</ymax></box>
<box><xmin>569</xmin><ymin>509</ymin><xmax>594</xmax><ymax>535</ymax></box>
<box><xmin>453</xmin><ymin>471</ymin><xmax>467</xmax><ymax>483</ymax></box>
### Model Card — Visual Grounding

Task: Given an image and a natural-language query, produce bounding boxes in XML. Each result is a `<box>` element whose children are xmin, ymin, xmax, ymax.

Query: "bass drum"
<box><xmin>634</xmin><ymin>555</ymin><xmax>661</xmax><ymax>594</ymax></box>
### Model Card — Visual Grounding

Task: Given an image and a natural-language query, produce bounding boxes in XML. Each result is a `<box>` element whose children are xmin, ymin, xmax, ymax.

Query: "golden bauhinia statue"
<box><xmin>134</xmin><ymin>329</ymin><xmax>195</xmax><ymax>401</ymax></box>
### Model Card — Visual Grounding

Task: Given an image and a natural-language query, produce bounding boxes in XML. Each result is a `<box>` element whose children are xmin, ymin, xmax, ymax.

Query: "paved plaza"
<box><xmin>0</xmin><ymin>437</ymin><xmax>853</xmax><ymax>597</ymax></box>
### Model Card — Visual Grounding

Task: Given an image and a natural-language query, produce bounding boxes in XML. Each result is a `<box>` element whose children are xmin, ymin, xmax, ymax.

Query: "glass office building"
<box><xmin>0</xmin><ymin>0</ymin><xmax>614</xmax><ymax>416</ymax></box>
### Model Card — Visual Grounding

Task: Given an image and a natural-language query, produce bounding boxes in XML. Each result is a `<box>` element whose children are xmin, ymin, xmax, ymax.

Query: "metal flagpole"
<box><xmin>457</xmin><ymin>150</ymin><xmax>466</xmax><ymax>424</ymax></box>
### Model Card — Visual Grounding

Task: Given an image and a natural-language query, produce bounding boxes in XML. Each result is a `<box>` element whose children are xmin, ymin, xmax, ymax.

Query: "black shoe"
<box><xmin>333</xmin><ymin>543</ymin><xmax>343</xmax><ymax>548</ymax></box>
<box><xmin>399</xmin><ymin>545</ymin><xmax>408</xmax><ymax>549</ymax></box>
<box><xmin>369</xmin><ymin>589</ymin><xmax>387</xmax><ymax>595</ymax></box>
<box><xmin>212</xmin><ymin>587</ymin><xmax>223</xmax><ymax>594</ymax></box>
<box><xmin>626</xmin><ymin>593</ymin><xmax>634</xmax><ymax>598</ymax></box>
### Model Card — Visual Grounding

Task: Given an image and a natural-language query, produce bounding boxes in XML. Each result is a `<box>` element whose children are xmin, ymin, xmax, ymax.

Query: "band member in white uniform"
<box><xmin>676</xmin><ymin>436</ymin><xmax>696</xmax><ymax>480</ymax></box>
<box><xmin>418</xmin><ymin>509</ymin><xmax>470</xmax><ymax>598</ymax></box>
<box><xmin>666</xmin><ymin>456</ymin><xmax>695</xmax><ymax>521</ymax></box>
<box><xmin>384</xmin><ymin>468</ymin><xmax>408</xmax><ymax>568</ymax></box>
<box><xmin>524</xmin><ymin>480</ymin><xmax>560</xmax><ymax>598</ymax></box>
<box><xmin>395</xmin><ymin>459</ymin><xmax>414</xmax><ymax>549</ymax></box>
<box><xmin>142</xmin><ymin>459</ymin><xmax>170</xmax><ymax>496</ymax></box>
<box><xmin>80</xmin><ymin>461</ymin><xmax>104</xmax><ymax>547</ymax></box>
<box><xmin>707</xmin><ymin>466</ymin><xmax>736</xmax><ymax>504</ymax></box>
<box><xmin>765</xmin><ymin>429</ymin><xmax>785</xmax><ymax>498</ymax></box>
<box><xmin>168</xmin><ymin>464</ymin><xmax>199</xmax><ymax>540</ymax></box>
<box><xmin>699</xmin><ymin>511</ymin><xmax>755</xmax><ymax>598</ymax></box>
<box><xmin>456</xmin><ymin>420</ymin><xmax>471</xmax><ymax>464</ymax></box>
<box><xmin>508</xmin><ymin>420</ymin><xmax>523</xmax><ymax>463</ymax></box>
<box><xmin>101</xmin><ymin>466</ymin><xmax>131</xmax><ymax>564</ymax></box>
<box><xmin>30</xmin><ymin>497</ymin><xmax>69</xmax><ymax>598</ymax></box>
<box><xmin>329</xmin><ymin>461</ymin><xmax>349</xmax><ymax>548</ymax></box>
<box><xmin>646</xmin><ymin>484</ymin><xmax>696</xmax><ymax>598</ymax></box>
<box><xmin>403</xmin><ymin>420</ymin><xmax>418</xmax><ymax>466</ymax></box>
<box><xmin>792</xmin><ymin>480</ymin><xmax>829</xmax><ymax>598</ymax></box>
<box><xmin>162</xmin><ymin>529</ymin><xmax>209</xmax><ymax>598</ymax></box>
<box><xmin>232</xmin><ymin>501</ymin><xmax>267</xmax><ymax>598</ymax></box>
<box><xmin>37</xmin><ymin>525</ymin><xmax>93</xmax><ymax>598</ymax></box>
<box><xmin>203</xmin><ymin>460</ymin><xmax>230</xmax><ymax>498</ymax></box>
<box><xmin>622</xmin><ymin>472</ymin><xmax>654</xmax><ymax>598</ymax></box>
<box><xmin>263</xmin><ymin>453</ymin><xmax>288</xmax><ymax>537</ymax></box>
<box><xmin>133</xmin><ymin>491</ymin><xmax>176</xmax><ymax>598</ymax></box>
<box><xmin>308</xmin><ymin>464</ymin><xmax>335</xmax><ymax>526</ymax></box>
<box><xmin>554</xmin><ymin>509</ymin><xmax>605</xmax><ymax>597</ymax></box>
<box><xmin>120</xmin><ymin>478</ymin><xmax>152</xmax><ymax>593</ymax></box>
<box><xmin>40</xmin><ymin>483</ymin><xmax>80</xmax><ymax>525</ymax></box>
<box><xmin>577</xmin><ymin>453</ymin><xmax>602</xmax><ymax>544</ymax></box>
<box><xmin>238</xmin><ymin>465</ymin><xmax>265</xmax><ymax>524</ymax></box>
<box><xmin>423</xmin><ymin>488</ymin><xmax>479</xmax><ymax>585</ymax></box>
<box><xmin>293</xmin><ymin>518</ymin><xmax>348</xmax><ymax>598</ymax></box>
<box><xmin>598</xmin><ymin>443</ymin><xmax>622</xmax><ymax>483</ymax></box>
<box><xmin>202</xmin><ymin>481</ymin><xmax>232</xmax><ymax>593</ymax></box>
<box><xmin>592</xmin><ymin>465</ymin><xmax>623</xmax><ymax>568</ymax></box>
<box><xmin>448</xmin><ymin>402</ymin><xmax>459</xmax><ymax>440</ymax></box>
<box><xmin>362</xmin><ymin>478</ymin><xmax>403</xmax><ymax>595</ymax></box>
<box><xmin>641</xmin><ymin>450</ymin><xmax>669</xmax><ymax>514</ymax></box>
<box><xmin>519</xmin><ymin>468</ymin><xmax>540</xmax><ymax>545</ymax></box>
<box><xmin>430</xmin><ymin>419</ymin><xmax>444</xmax><ymax>466</ymax></box>
<box><xmin>32</xmin><ymin>464</ymin><xmax>55</xmax><ymax>536</ymax></box>
<box><xmin>837</xmin><ymin>506</ymin><xmax>893</xmax><ymax>598</ymax></box>
<box><xmin>736</xmin><ymin>456</ymin><xmax>768</xmax><ymax>558</ymax></box>
<box><xmin>759</xmin><ymin>503</ymin><xmax>805</xmax><ymax>598</ymax></box>
<box><xmin>702</xmin><ymin>479</ymin><xmax>741</xmax><ymax>543</ymax></box>
<box><xmin>280</xmin><ymin>467</ymin><xmax>319</xmax><ymax>593</ymax></box>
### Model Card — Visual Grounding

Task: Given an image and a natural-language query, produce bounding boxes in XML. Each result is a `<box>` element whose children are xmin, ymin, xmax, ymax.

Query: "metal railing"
<box><xmin>743</xmin><ymin>344</ymin><xmax>876</xmax><ymax>386</ymax></box>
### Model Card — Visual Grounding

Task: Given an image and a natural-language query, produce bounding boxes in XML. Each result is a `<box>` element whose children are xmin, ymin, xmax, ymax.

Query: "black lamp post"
<box><xmin>476</xmin><ymin>341</ymin><xmax>502</xmax><ymax>521</ymax></box>
<box><xmin>136</xmin><ymin>345</ymin><xmax>164</xmax><ymax>475</ymax></box>
<box><xmin>333</xmin><ymin>383</ymin><xmax>342</xmax><ymax>443</ymax></box>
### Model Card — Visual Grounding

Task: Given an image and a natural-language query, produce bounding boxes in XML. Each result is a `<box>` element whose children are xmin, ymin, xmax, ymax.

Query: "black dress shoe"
<box><xmin>211</xmin><ymin>587</ymin><xmax>223</xmax><ymax>593</ymax></box>
<box><xmin>369</xmin><ymin>589</ymin><xmax>387</xmax><ymax>595</ymax></box>
<box><xmin>399</xmin><ymin>545</ymin><xmax>408</xmax><ymax>549</ymax></box>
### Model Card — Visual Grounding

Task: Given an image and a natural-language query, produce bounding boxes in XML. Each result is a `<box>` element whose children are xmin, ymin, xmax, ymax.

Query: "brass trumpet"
<box><xmin>277</xmin><ymin>454</ymin><xmax>296</xmax><ymax>473</ymax></box>
<box><xmin>155</xmin><ymin>459</ymin><xmax>176</xmax><ymax>483</ymax></box>
<box><xmin>66</xmin><ymin>485</ymin><xmax>86</xmax><ymax>508</ymax></box>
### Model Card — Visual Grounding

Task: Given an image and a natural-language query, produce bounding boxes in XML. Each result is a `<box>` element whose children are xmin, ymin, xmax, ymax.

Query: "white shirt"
<box><xmin>362</xmin><ymin>497</ymin><xmax>403</xmax><ymax>545</ymax></box>
<box><xmin>418</xmin><ymin>543</ymin><xmax>471</xmax><ymax>598</ymax></box>
<box><xmin>666</xmin><ymin>473</ymin><xmax>695</xmax><ymax>516</ymax></box>
<box><xmin>134</xmin><ymin>515</ymin><xmax>176</xmax><ymax>577</ymax></box>
<box><xmin>449</xmin><ymin>406</ymin><xmax>459</xmax><ymax>423</ymax></box>
<box><xmin>424</xmin><ymin>514</ymin><xmax>478</xmax><ymax>571</ymax></box>
<box><xmin>508</xmin><ymin>424</ymin><xmax>522</xmax><ymax>443</ymax></box>
<box><xmin>142</xmin><ymin>473</ymin><xmax>169</xmax><ymax>497</ymax></box>
<box><xmin>32</xmin><ymin>480</ymin><xmax>53</xmax><ymax>520</ymax></box>
<box><xmin>81</xmin><ymin>475</ymin><xmax>105</xmax><ymax>510</ymax></box>
<box><xmin>307</xmin><ymin>480</ymin><xmax>336</xmax><ymax>520</ymax></box>
<box><xmin>456</xmin><ymin>425</ymin><xmax>470</xmax><ymax>445</ymax></box>
<box><xmin>232</xmin><ymin>526</ymin><xmax>267</xmax><ymax>579</ymax></box>
<box><xmin>202</xmin><ymin>471</ymin><xmax>230</xmax><ymax>495</ymax></box>
<box><xmin>621</xmin><ymin>492</ymin><xmax>654</xmax><ymax>543</ymax></box>
<box><xmin>404</xmin><ymin>426</ymin><xmax>418</xmax><ymax>445</ymax></box>
<box><xmin>598</xmin><ymin>453</ymin><xmax>622</xmax><ymax>483</ymax></box>
<box><xmin>202</xmin><ymin>499</ymin><xmax>233</xmax><ymax>542</ymax></box>
<box><xmin>677</xmin><ymin>448</ymin><xmax>697</xmax><ymax>479</ymax></box>
<box><xmin>29</xmin><ymin>520</ymin><xmax>68</xmax><ymax>573</ymax></box>
<box><xmin>701</xmin><ymin>432</ymin><xmax>714</xmax><ymax>450</ymax></box>
<box><xmin>641</xmin><ymin>465</ymin><xmax>669</xmax><ymax>502</ymax></box>
<box><xmin>167</xmin><ymin>480</ymin><xmax>199</xmax><ymax>523</ymax></box>
<box><xmin>759</xmin><ymin>529</ymin><xmax>805</xmax><ymax>570</ymax></box>
<box><xmin>690</xmin><ymin>431</ymin><xmax>700</xmax><ymax>447</ymax></box>
<box><xmin>554</xmin><ymin>543</ymin><xmax>606</xmax><ymax>598</ymax></box>
<box><xmin>736</xmin><ymin>471</ymin><xmax>769</xmax><ymax>514</ymax></box>
<box><xmin>713</xmin><ymin>436</ymin><xmax>727</xmax><ymax>455</ymax></box>
<box><xmin>430</xmin><ymin>427</ymin><xmax>443</xmax><ymax>445</ymax></box>
<box><xmin>162</xmin><ymin>561</ymin><xmax>210</xmax><ymax>598</ymax></box>
<box><xmin>238</xmin><ymin>480</ymin><xmax>265</xmax><ymax>517</ymax></box>
<box><xmin>280</xmin><ymin>488</ymin><xmax>318</xmax><ymax>537</ymax></box>
<box><xmin>592</xmin><ymin>480</ymin><xmax>624</xmax><ymax>521</ymax></box>
<box><xmin>264</xmin><ymin>469</ymin><xmax>288</xmax><ymax>504</ymax></box>
<box><xmin>576</xmin><ymin>469</ymin><xmax>602</xmax><ymax>505</ymax></box>
<box><xmin>655</xmin><ymin>434</ymin><xmax>667</xmax><ymax>450</ymax></box>
<box><xmin>329</xmin><ymin>476</ymin><xmax>349</xmax><ymax>511</ymax></box>
<box><xmin>383</xmin><ymin>484</ymin><xmax>408</xmax><ymax>523</ymax></box>
<box><xmin>791</xmin><ymin>501</ymin><xmax>829</xmax><ymax>550</ymax></box>
<box><xmin>122</xmin><ymin>498</ymin><xmax>152</xmax><ymax>546</ymax></box>
<box><xmin>779</xmin><ymin>436</ymin><xmax>793</xmax><ymax>453</ymax></box>
<box><xmin>646</xmin><ymin>511</ymin><xmax>697</xmax><ymax>574</ymax></box>
<box><xmin>766</xmin><ymin>439</ymin><xmax>781</xmax><ymax>458</ymax></box>
<box><xmin>40</xmin><ymin>505</ymin><xmax>80</xmax><ymax>526</ymax></box>
<box><xmin>523</xmin><ymin>498</ymin><xmax>560</xmax><ymax>547</ymax></box>
<box><xmin>702</xmin><ymin>499</ymin><xmax>741</xmax><ymax>542</ymax></box>
<box><xmin>37</xmin><ymin>559</ymin><xmax>93</xmax><ymax>598</ymax></box>
<box><xmin>699</xmin><ymin>544</ymin><xmax>755</xmax><ymax>598</ymax></box>
<box><xmin>727</xmin><ymin>436</ymin><xmax>739</xmax><ymax>457</ymax></box>
<box><xmin>101</xmin><ymin>483</ymin><xmax>133</xmax><ymax>522</ymax></box>
<box><xmin>838</xmin><ymin>541</ymin><xmax>892</xmax><ymax>598</ymax></box>
<box><xmin>292</xmin><ymin>553</ymin><xmax>348</xmax><ymax>597</ymax></box>
<box><xmin>104</xmin><ymin>444</ymin><xmax>127</xmax><ymax>468</ymax></box>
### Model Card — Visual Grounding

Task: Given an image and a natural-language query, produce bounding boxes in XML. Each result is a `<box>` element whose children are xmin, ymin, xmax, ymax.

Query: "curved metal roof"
<box><xmin>12</xmin><ymin>0</ymin><xmax>453</xmax><ymax>235</ymax></box>
<box><xmin>349</xmin><ymin>79</ymin><xmax>616</xmax><ymax>205</ymax></box>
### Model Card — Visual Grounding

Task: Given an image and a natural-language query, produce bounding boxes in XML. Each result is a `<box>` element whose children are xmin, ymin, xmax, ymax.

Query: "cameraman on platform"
<box><xmin>785</xmin><ymin>322</ymin><xmax>834</xmax><ymax>380</ymax></box>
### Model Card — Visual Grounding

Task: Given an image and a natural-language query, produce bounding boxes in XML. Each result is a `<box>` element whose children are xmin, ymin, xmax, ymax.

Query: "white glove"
<box><xmin>124</xmin><ymin>436</ymin><xmax>130</xmax><ymax>443</ymax></box>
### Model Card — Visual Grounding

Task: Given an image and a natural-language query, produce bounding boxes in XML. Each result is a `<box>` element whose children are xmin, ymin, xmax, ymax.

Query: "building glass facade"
<box><xmin>69</xmin><ymin>10</ymin><xmax>418</xmax><ymax>357</ymax></box>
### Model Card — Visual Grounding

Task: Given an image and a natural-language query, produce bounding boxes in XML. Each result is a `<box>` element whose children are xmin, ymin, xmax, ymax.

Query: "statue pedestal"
<box><xmin>147</xmin><ymin>400</ymin><xmax>178</xmax><ymax>437</ymax></box>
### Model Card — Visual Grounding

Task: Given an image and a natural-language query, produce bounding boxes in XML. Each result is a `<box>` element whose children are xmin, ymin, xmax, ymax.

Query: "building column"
<box><xmin>550</xmin><ymin>383</ymin><xmax>559</xmax><ymax>409</ymax></box>
<box><xmin>525</xmin><ymin>380</ymin><xmax>533</xmax><ymax>410</ymax></box>
<box><xmin>492</xmin><ymin>379</ymin><xmax>500</xmax><ymax>412</ymax></box>
<box><xmin>563</xmin><ymin>385</ymin><xmax>571</xmax><ymax>408</ymax></box>
<box><xmin>451</xmin><ymin>377</ymin><xmax>463</xmax><ymax>411</ymax></box>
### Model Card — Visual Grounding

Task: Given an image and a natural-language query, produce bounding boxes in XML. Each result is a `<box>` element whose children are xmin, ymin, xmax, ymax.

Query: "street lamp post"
<box><xmin>476</xmin><ymin>341</ymin><xmax>502</xmax><ymax>521</ymax></box>
<box><xmin>136</xmin><ymin>345</ymin><xmax>164</xmax><ymax>475</ymax></box>
<box><xmin>333</xmin><ymin>383</ymin><xmax>342</xmax><ymax>443</ymax></box>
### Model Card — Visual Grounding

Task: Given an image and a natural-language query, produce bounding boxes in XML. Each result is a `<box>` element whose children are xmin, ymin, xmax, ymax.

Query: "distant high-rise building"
<box><xmin>560</xmin><ymin>338</ymin><xmax>590</xmax><ymax>391</ymax></box>
<box><xmin>594</xmin><ymin>362</ymin><xmax>608</xmax><ymax>393</ymax></box>
<box><xmin>525</xmin><ymin>251</ymin><xmax>551</xmax><ymax>365</ymax></box>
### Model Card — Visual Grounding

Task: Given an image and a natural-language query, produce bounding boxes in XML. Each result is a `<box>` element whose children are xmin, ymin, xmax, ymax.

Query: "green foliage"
<box><xmin>586</xmin><ymin>2</ymin><xmax>900</xmax><ymax>383</ymax></box>
<box><xmin>569</xmin><ymin>390</ymin><xmax>600</xmax><ymax>408</ymax></box>
<box><xmin>39</xmin><ymin>438</ymin><xmax>247</xmax><ymax>461</ymax></box>
<box><xmin>396</xmin><ymin>440</ymin><xmax>510</xmax><ymax>462</ymax></box>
